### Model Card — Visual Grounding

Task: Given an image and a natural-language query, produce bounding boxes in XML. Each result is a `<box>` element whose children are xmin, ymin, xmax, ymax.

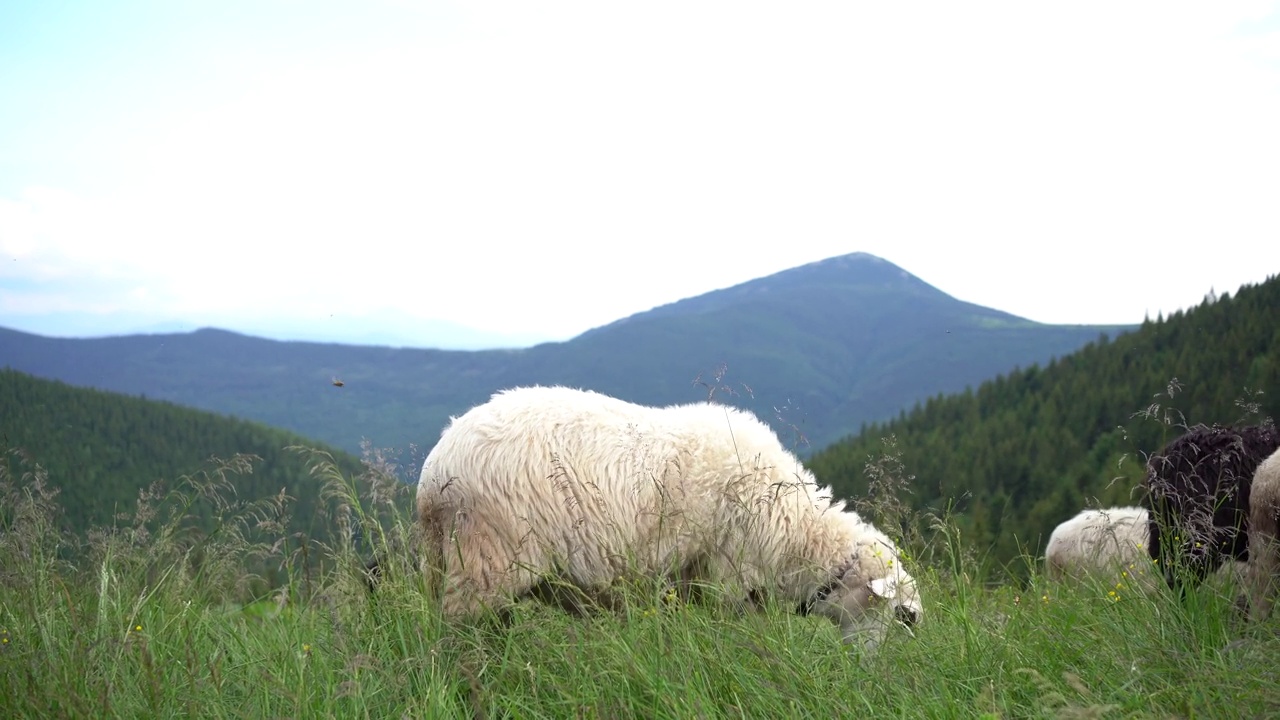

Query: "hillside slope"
<box><xmin>806</xmin><ymin>274</ymin><xmax>1280</xmax><ymax>574</ymax></box>
<box><xmin>0</xmin><ymin>368</ymin><xmax>368</xmax><ymax>540</ymax></box>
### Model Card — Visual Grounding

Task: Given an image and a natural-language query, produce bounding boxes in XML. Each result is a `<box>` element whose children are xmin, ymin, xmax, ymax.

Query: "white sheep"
<box><xmin>1045</xmin><ymin>505</ymin><xmax>1247</xmax><ymax>595</ymax></box>
<box><xmin>1247</xmin><ymin>447</ymin><xmax>1280</xmax><ymax>621</ymax></box>
<box><xmin>1044</xmin><ymin>506</ymin><xmax>1162</xmax><ymax>592</ymax></box>
<box><xmin>415</xmin><ymin>385</ymin><xmax>922</xmax><ymax>652</ymax></box>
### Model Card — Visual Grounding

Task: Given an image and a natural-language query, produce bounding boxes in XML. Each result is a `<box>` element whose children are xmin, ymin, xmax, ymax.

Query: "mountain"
<box><xmin>199</xmin><ymin>311</ymin><xmax>557</xmax><ymax>350</ymax></box>
<box><xmin>804</xmin><ymin>273</ymin><xmax>1280</xmax><ymax>575</ymax></box>
<box><xmin>0</xmin><ymin>309</ymin><xmax>552</xmax><ymax>350</ymax></box>
<box><xmin>0</xmin><ymin>252</ymin><xmax>1134</xmax><ymax>458</ymax></box>
<box><xmin>0</xmin><ymin>367</ymin><xmax>368</xmax><ymax>541</ymax></box>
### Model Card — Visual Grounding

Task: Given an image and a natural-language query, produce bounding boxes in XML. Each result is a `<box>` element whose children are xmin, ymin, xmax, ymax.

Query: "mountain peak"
<box><xmin>769</xmin><ymin>251</ymin><xmax>928</xmax><ymax>285</ymax></box>
<box><xmin>590</xmin><ymin>251</ymin><xmax>948</xmax><ymax>331</ymax></box>
<box><xmin>804</xmin><ymin>250</ymin><xmax>883</xmax><ymax>266</ymax></box>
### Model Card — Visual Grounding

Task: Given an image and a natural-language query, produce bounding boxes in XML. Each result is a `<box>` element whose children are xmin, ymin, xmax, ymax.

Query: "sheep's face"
<box><xmin>813</xmin><ymin>565</ymin><xmax>922</xmax><ymax>654</ymax></box>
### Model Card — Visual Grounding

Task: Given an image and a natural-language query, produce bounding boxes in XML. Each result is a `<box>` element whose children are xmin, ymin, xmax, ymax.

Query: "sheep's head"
<box><xmin>799</xmin><ymin>553</ymin><xmax>922</xmax><ymax>654</ymax></box>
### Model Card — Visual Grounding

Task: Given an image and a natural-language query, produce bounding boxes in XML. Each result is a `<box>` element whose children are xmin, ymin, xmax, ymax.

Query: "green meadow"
<box><xmin>2</xmin><ymin>446</ymin><xmax>1277</xmax><ymax>719</ymax></box>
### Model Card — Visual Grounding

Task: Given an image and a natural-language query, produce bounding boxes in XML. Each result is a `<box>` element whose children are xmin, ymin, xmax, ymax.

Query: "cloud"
<box><xmin>2</xmin><ymin>1</ymin><xmax>1279</xmax><ymax>337</ymax></box>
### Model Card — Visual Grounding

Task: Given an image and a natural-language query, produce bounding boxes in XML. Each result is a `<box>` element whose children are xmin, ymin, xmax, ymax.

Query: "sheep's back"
<box><xmin>414</xmin><ymin>386</ymin><xmax>821</xmax><ymax>575</ymax></box>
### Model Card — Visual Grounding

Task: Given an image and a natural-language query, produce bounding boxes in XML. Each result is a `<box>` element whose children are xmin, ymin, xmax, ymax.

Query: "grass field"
<box><xmin>2</xmin><ymin>446</ymin><xmax>1278</xmax><ymax>719</ymax></box>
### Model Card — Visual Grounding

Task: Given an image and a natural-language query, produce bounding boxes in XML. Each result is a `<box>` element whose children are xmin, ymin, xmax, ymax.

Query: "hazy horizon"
<box><xmin>2</xmin><ymin>251</ymin><xmax>1181</xmax><ymax>349</ymax></box>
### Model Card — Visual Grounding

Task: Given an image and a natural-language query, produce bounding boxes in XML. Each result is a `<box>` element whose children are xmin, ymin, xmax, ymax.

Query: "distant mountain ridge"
<box><xmin>0</xmin><ymin>309</ymin><xmax>553</xmax><ymax>350</ymax></box>
<box><xmin>0</xmin><ymin>252</ymin><xmax>1134</xmax><ymax>457</ymax></box>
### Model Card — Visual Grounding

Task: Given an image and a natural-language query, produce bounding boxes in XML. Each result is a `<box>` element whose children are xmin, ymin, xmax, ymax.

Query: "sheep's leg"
<box><xmin>674</xmin><ymin>554</ymin><xmax>711</xmax><ymax>605</ymax></box>
<box><xmin>525</xmin><ymin>577</ymin><xmax>623</xmax><ymax>615</ymax></box>
<box><xmin>427</xmin><ymin>510</ymin><xmax>533</xmax><ymax>622</ymax></box>
<box><xmin>670</xmin><ymin>554</ymin><xmax>760</xmax><ymax>616</ymax></box>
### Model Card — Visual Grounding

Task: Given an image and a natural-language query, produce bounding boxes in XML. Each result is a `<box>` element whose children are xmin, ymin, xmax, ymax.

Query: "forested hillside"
<box><xmin>0</xmin><ymin>368</ymin><xmax>370</xmax><ymax>542</ymax></box>
<box><xmin>807</xmin><ymin>276</ymin><xmax>1280</xmax><ymax>575</ymax></box>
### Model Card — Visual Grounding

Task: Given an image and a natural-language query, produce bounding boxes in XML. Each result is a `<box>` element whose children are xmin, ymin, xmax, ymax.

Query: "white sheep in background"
<box><xmin>1045</xmin><ymin>506</ymin><xmax>1162</xmax><ymax>592</ymax></box>
<box><xmin>1045</xmin><ymin>505</ymin><xmax>1246</xmax><ymax>594</ymax></box>
<box><xmin>1247</xmin><ymin>447</ymin><xmax>1280</xmax><ymax>621</ymax></box>
<box><xmin>415</xmin><ymin>385</ymin><xmax>922</xmax><ymax>653</ymax></box>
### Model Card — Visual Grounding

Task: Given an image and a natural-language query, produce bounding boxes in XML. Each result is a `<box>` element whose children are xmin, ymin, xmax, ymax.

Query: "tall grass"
<box><xmin>2</xmin><ymin>434</ymin><xmax>1279</xmax><ymax>717</ymax></box>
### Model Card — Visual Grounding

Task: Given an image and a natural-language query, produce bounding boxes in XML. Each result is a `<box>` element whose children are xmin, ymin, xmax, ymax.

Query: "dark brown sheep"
<box><xmin>1143</xmin><ymin>423</ymin><xmax>1280</xmax><ymax>590</ymax></box>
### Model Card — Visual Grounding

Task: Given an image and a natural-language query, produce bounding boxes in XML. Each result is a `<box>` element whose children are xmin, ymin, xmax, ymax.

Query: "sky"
<box><xmin>2</xmin><ymin>1</ymin><xmax>1279</xmax><ymax>348</ymax></box>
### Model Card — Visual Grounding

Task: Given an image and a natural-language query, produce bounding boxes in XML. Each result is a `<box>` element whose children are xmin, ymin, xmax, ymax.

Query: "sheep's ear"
<box><xmin>868</xmin><ymin>577</ymin><xmax>898</xmax><ymax>600</ymax></box>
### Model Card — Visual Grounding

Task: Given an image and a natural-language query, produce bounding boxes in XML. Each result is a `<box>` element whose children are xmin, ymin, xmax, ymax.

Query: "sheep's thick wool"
<box><xmin>415</xmin><ymin>385</ymin><xmax>922</xmax><ymax>651</ymax></box>
<box><xmin>1045</xmin><ymin>506</ymin><xmax>1160</xmax><ymax>591</ymax></box>
<box><xmin>1247</xmin><ymin>446</ymin><xmax>1280</xmax><ymax>621</ymax></box>
<box><xmin>1144</xmin><ymin>423</ymin><xmax>1280</xmax><ymax>588</ymax></box>
<box><xmin>1044</xmin><ymin>506</ymin><xmax>1244</xmax><ymax>594</ymax></box>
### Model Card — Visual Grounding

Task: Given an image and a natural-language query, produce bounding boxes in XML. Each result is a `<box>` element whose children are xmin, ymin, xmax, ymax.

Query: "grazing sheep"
<box><xmin>1045</xmin><ymin>506</ymin><xmax>1162</xmax><ymax>592</ymax></box>
<box><xmin>1044</xmin><ymin>506</ymin><xmax>1246</xmax><ymax>594</ymax></box>
<box><xmin>1247</xmin><ymin>447</ymin><xmax>1280</xmax><ymax>621</ymax></box>
<box><xmin>414</xmin><ymin>385</ymin><xmax>922</xmax><ymax>652</ymax></box>
<box><xmin>1144</xmin><ymin>423</ymin><xmax>1280</xmax><ymax>589</ymax></box>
